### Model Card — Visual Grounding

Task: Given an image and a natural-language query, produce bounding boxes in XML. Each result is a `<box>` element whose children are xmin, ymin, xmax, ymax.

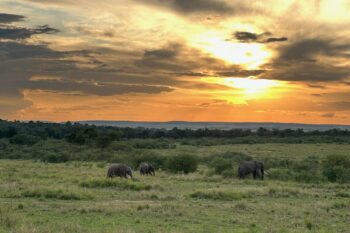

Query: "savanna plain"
<box><xmin>1</xmin><ymin>139</ymin><xmax>350</xmax><ymax>233</ymax></box>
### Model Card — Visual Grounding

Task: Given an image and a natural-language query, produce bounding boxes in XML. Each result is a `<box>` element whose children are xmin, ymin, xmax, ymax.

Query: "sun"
<box><xmin>221</xmin><ymin>77</ymin><xmax>278</xmax><ymax>95</ymax></box>
<box><xmin>203</xmin><ymin>77</ymin><xmax>284</xmax><ymax>104</ymax></box>
<box><xmin>190</xmin><ymin>35</ymin><xmax>272</xmax><ymax>69</ymax></box>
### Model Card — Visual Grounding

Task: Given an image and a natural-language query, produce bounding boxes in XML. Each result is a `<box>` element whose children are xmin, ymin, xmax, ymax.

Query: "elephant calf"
<box><xmin>107</xmin><ymin>164</ymin><xmax>133</xmax><ymax>179</ymax></box>
<box><xmin>238</xmin><ymin>161</ymin><xmax>264</xmax><ymax>180</ymax></box>
<box><xmin>139</xmin><ymin>163</ymin><xmax>155</xmax><ymax>176</ymax></box>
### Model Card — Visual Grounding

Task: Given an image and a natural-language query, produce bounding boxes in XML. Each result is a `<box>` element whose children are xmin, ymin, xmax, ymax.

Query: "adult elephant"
<box><xmin>238</xmin><ymin>161</ymin><xmax>264</xmax><ymax>180</ymax></box>
<box><xmin>139</xmin><ymin>163</ymin><xmax>155</xmax><ymax>176</ymax></box>
<box><xmin>107</xmin><ymin>164</ymin><xmax>133</xmax><ymax>179</ymax></box>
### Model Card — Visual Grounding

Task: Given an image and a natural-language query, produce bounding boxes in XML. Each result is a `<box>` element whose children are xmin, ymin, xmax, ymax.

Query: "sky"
<box><xmin>0</xmin><ymin>0</ymin><xmax>350</xmax><ymax>124</ymax></box>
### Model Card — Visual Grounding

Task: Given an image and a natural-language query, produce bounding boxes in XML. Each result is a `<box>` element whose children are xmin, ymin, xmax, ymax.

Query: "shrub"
<box><xmin>9</xmin><ymin>134</ymin><xmax>39</xmax><ymax>146</ymax></box>
<box><xmin>41</xmin><ymin>152</ymin><xmax>70</xmax><ymax>163</ymax></box>
<box><xmin>322</xmin><ymin>155</ymin><xmax>350</xmax><ymax>183</ymax></box>
<box><xmin>96</xmin><ymin>134</ymin><xmax>113</xmax><ymax>148</ymax></box>
<box><xmin>210</xmin><ymin>158</ymin><xmax>233</xmax><ymax>175</ymax></box>
<box><xmin>221</xmin><ymin>169</ymin><xmax>237</xmax><ymax>178</ymax></box>
<box><xmin>132</xmin><ymin>151</ymin><xmax>167</xmax><ymax>170</ymax></box>
<box><xmin>165</xmin><ymin>154</ymin><xmax>198</xmax><ymax>174</ymax></box>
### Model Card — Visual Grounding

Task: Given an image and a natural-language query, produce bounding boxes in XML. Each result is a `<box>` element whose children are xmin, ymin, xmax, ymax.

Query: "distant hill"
<box><xmin>79</xmin><ymin>121</ymin><xmax>350</xmax><ymax>131</ymax></box>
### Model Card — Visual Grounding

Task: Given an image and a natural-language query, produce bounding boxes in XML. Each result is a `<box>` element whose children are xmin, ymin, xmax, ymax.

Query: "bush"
<box><xmin>210</xmin><ymin>158</ymin><xmax>233</xmax><ymax>175</ymax></box>
<box><xmin>165</xmin><ymin>154</ymin><xmax>198</xmax><ymax>174</ymax></box>
<box><xmin>221</xmin><ymin>169</ymin><xmax>237</xmax><ymax>178</ymax></box>
<box><xmin>96</xmin><ymin>134</ymin><xmax>113</xmax><ymax>148</ymax></box>
<box><xmin>41</xmin><ymin>152</ymin><xmax>70</xmax><ymax>163</ymax></box>
<box><xmin>131</xmin><ymin>151</ymin><xmax>167</xmax><ymax>170</ymax></box>
<box><xmin>9</xmin><ymin>134</ymin><xmax>39</xmax><ymax>146</ymax></box>
<box><xmin>322</xmin><ymin>155</ymin><xmax>350</xmax><ymax>183</ymax></box>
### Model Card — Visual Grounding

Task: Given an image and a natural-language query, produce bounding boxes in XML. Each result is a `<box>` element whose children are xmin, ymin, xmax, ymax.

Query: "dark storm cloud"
<box><xmin>0</xmin><ymin>13</ymin><xmax>26</xmax><ymax>23</ymax></box>
<box><xmin>0</xmin><ymin>25</ymin><xmax>58</xmax><ymax>40</ymax></box>
<box><xmin>234</xmin><ymin>31</ymin><xmax>288</xmax><ymax>43</ymax></box>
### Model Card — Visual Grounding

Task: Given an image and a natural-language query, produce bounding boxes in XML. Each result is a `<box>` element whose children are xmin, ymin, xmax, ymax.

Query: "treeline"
<box><xmin>1</xmin><ymin>119</ymin><xmax>350</xmax><ymax>147</ymax></box>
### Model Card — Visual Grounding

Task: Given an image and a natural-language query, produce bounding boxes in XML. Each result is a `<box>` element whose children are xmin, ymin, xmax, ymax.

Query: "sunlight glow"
<box><xmin>203</xmin><ymin>77</ymin><xmax>284</xmax><ymax>104</ymax></box>
<box><xmin>192</xmin><ymin>36</ymin><xmax>272</xmax><ymax>69</ymax></box>
<box><xmin>221</xmin><ymin>77</ymin><xmax>278</xmax><ymax>95</ymax></box>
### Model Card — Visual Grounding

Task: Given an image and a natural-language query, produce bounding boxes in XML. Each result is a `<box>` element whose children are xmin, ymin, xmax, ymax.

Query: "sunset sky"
<box><xmin>1</xmin><ymin>0</ymin><xmax>350</xmax><ymax>123</ymax></box>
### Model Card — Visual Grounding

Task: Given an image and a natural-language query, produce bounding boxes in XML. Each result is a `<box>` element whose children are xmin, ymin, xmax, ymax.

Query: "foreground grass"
<box><xmin>0</xmin><ymin>143</ymin><xmax>350</xmax><ymax>232</ymax></box>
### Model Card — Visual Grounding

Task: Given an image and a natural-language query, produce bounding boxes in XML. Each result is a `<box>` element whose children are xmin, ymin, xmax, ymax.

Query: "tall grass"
<box><xmin>80</xmin><ymin>179</ymin><xmax>152</xmax><ymax>191</ymax></box>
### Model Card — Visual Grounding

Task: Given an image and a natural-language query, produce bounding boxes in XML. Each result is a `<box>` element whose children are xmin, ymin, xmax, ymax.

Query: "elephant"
<box><xmin>139</xmin><ymin>163</ymin><xmax>155</xmax><ymax>176</ymax></box>
<box><xmin>107</xmin><ymin>164</ymin><xmax>133</xmax><ymax>179</ymax></box>
<box><xmin>238</xmin><ymin>161</ymin><xmax>264</xmax><ymax>180</ymax></box>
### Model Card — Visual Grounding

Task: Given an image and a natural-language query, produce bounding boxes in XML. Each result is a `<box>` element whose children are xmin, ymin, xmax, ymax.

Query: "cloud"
<box><xmin>216</xmin><ymin>70</ymin><xmax>266</xmax><ymax>77</ymax></box>
<box><xmin>264</xmin><ymin>62</ymin><xmax>350</xmax><ymax>82</ymax></box>
<box><xmin>162</xmin><ymin>0</ymin><xmax>234</xmax><ymax>14</ymax></box>
<box><xmin>262</xmin><ymin>38</ymin><xmax>350</xmax><ymax>82</ymax></box>
<box><xmin>278</xmin><ymin>38</ymin><xmax>350</xmax><ymax>61</ymax></box>
<box><xmin>306</xmin><ymin>83</ymin><xmax>326</xmax><ymax>89</ymax></box>
<box><xmin>135</xmin><ymin>0</ymin><xmax>236</xmax><ymax>15</ymax></box>
<box><xmin>321</xmin><ymin>113</ymin><xmax>335</xmax><ymax>118</ymax></box>
<box><xmin>0</xmin><ymin>42</ymin><xmax>63</xmax><ymax>59</ymax></box>
<box><xmin>144</xmin><ymin>48</ymin><xmax>178</xmax><ymax>59</ymax></box>
<box><xmin>26</xmin><ymin>79</ymin><xmax>174</xmax><ymax>96</ymax></box>
<box><xmin>233</xmin><ymin>31</ymin><xmax>288</xmax><ymax>43</ymax></box>
<box><xmin>265</xmin><ymin>37</ymin><xmax>288</xmax><ymax>43</ymax></box>
<box><xmin>136</xmin><ymin>42</ymin><xmax>253</xmax><ymax>77</ymax></box>
<box><xmin>246</xmin><ymin>98</ymin><xmax>350</xmax><ymax>112</ymax></box>
<box><xmin>0</xmin><ymin>13</ymin><xmax>26</xmax><ymax>23</ymax></box>
<box><xmin>0</xmin><ymin>25</ymin><xmax>58</xmax><ymax>40</ymax></box>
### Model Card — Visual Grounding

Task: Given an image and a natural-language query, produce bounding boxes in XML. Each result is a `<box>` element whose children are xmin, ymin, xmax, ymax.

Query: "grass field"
<box><xmin>1</xmin><ymin>143</ymin><xmax>350</xmax><ymax>233</ymax></box>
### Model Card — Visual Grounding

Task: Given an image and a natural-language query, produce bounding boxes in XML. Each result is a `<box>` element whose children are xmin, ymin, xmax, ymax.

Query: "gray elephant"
<box><xmin>107</xmin><ymin>164</ymin><xmax>133</xmax><ymax>179</ymax></box>
<box><xmin>238</xmin><ymin>161</ymin><xmax>264</xmax><ymax>180</ymax></box>
<box><xmin>139</xmin><ymin>163</ymin><xmax>155</xmax><ymax>176</ymax></box>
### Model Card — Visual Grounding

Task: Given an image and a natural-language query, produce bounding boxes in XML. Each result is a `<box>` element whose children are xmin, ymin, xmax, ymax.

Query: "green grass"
<box><xmin>0</xmin><ymin>143</ymin><xmax>349</xmax><ymax>232</ymax></box>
